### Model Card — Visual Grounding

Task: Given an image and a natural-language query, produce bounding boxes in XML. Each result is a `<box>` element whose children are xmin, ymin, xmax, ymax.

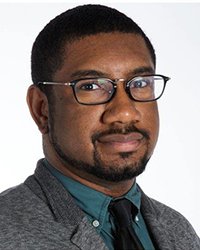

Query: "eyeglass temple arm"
<box><xmin>37</xmin><ymin>82</ymin><xmax>73</xmax><ymax>86</ymax></box>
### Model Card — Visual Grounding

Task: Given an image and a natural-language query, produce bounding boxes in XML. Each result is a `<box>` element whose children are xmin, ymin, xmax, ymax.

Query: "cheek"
<box><xmin>140</xmin><ymin>102</ymin><xmax>159</xmax><ymax>145</ymax></box>
<box><xmin>150</xmin><ymin>105</ymin><xmax>159</xmax><ymax>147</ymax></box>
<box><xmin>49</xmin><ymin>101</ymin><xmax>104</xmax><ymax>156</ymax></box>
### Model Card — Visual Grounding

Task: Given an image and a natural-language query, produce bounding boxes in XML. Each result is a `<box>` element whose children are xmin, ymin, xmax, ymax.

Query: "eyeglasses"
<box><xmin>37</xmin><ymin>74</ymin><xmax>170</xmax><ymax>105</ymax></box>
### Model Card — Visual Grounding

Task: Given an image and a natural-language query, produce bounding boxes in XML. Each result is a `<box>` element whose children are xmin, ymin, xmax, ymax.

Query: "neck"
<box><xmin>48</xmin><ymin>156</ymin><xmax>135</xmax><ymax>197</ymax></box>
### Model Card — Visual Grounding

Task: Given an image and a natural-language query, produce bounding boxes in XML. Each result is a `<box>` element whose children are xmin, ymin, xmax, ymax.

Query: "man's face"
<box><xmin>47</xmin><ymin>32</ymin><xmax>159</xmax><ymax>182</ymax></box>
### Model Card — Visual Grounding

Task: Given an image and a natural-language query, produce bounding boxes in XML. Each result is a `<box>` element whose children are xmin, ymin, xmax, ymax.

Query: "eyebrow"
<box><xmin>70</xmin><ymin>66</ymin><xmax>155</xmax><ymax>79</ymax></box>
<box><xmin>132</xmin><ymin>66</ymin><xmax>154</xmax><ymax>75</ymax></box>
<box><xmin>70</xmin><ymin>70</ymin><xmax>106</xmax><ymax>79</ymax></box>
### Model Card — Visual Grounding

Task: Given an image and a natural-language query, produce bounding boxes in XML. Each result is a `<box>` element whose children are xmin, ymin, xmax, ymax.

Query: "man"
<box><xmin>0</xmin><ymin>4</ymin><xmax>199</xmax><ymax>250</ymax></box>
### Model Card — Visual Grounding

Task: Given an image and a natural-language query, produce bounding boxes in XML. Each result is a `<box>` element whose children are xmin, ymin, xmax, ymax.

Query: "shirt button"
<box><xmin>92</xmin><ymin>220</ymin><xmax>100</xmax><ymax>227</ymax></box>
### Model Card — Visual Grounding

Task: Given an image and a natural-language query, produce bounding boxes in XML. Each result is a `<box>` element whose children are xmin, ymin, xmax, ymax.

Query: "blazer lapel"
<box><xmin>141</xmin><ymin>191</ymin><xmax>173</xmax><ymax>250</ymax></box>
<box><xmin>71</xmin><ymin>216</ymin><xmax>108</xmax><ymax>250</ymax></box>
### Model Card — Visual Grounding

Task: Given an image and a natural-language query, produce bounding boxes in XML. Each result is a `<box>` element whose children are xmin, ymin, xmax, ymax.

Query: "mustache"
<box><xmin>91</xmin><ymin>123</ymin><xmax>150</xmax><ymax>144</ymax></box>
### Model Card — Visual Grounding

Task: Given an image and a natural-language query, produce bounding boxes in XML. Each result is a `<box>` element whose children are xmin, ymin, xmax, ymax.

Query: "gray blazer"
<box><xmin>0</xmin><ymin>159</ymin><xmax>199</xmax><ymax>250</ymax></box>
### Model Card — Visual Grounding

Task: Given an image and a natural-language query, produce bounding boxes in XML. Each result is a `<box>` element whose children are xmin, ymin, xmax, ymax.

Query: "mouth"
<box><xmin>97</xmin><ymin>132</ymin><xmax>145</xmax><ymax>153</ymax></box>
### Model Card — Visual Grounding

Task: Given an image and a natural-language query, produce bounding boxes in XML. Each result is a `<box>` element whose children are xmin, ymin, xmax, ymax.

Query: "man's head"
<box><xmin>27</xmin><ymin>4</ymin><xmax>163</xmax><ymax>188</ymax></box>
<box><xmin>31</xmin><ymin>4</ymin><xmax>156</xmax><ymax>84</ymax></box>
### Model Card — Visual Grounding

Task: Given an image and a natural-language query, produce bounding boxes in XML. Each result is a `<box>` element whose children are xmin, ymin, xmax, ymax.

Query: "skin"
<box><xmin>27</xmin><ymin>32</ymin><xmax>159</xmax><ymax>197</ymax></box>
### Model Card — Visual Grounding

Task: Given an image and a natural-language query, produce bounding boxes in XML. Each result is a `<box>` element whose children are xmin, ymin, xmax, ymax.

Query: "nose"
<box><xmin>102</xmin><ymin>83</ymin><xmax>142</xmax><ymax>125</ymax></box>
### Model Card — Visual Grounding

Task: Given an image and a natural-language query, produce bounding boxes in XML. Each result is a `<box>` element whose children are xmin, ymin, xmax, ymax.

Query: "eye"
<box><xmin>78</xmin><ymin>81</ymin><xmax>101</xmax><ymax>91</ymax></box>
<box><xmin>132</xmin><ymin>78</ymin><xmax>149</xmax><ymax>88</ymax></box>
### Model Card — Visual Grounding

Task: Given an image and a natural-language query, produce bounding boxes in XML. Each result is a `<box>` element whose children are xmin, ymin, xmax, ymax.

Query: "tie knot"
<box><xmin>109</xmin><ymin>198</ymin><xmax>138</xmax><ymax>228</ymax></box>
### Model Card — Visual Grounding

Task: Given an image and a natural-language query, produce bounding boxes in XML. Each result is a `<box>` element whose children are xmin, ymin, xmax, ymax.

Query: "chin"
<box><xmin>88</xmin><ymin>151</ymin><xmax>150</xmax><ymax>182</ymax></box>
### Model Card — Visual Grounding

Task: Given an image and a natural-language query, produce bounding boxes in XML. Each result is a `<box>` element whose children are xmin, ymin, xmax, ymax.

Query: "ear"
<box><xmin>26</xmin><ymin>85</ymin><xmax>49</xmax><ymax>134</ymax></box>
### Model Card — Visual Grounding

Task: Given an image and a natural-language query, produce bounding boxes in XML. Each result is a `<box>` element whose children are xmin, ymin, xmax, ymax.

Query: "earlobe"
<box><xmin>26</xmin><ymin>85</ymin><xmax>49</xmax><ymax>134</ymax></box>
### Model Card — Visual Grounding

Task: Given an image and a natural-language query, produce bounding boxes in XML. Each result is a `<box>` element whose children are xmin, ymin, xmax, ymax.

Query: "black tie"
<box><xmin>109</xmin><ymin>198</ymin><xmax>144</xmax><ymax>250</ymax></box>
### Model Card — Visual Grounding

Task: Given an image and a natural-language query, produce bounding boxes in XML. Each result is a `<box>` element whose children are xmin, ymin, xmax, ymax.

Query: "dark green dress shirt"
<box><xmin>44</xmin><ymin>159</ymin><xmax>155</xmax><ymax>250</ymax></box>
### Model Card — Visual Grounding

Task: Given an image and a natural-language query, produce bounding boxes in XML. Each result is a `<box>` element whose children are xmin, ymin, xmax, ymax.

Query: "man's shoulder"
<box><xmin>142</xmin><ymin>193</ymin><xmax>191</xmax><ymax>223</ymax></box>
<box><xmin>0</xmin><ymin>181</ymin><xmax>57</xmax><ymax>229</ymax></box>
<box><xmin>0</xmin><ymin>183</ymin><xmax>36</xmax><ymax>210</ymax></box>
<box><xmin>141</xmin><ymin>190</ymin><xmax>200</xmax><ymax>249</ymax></box>
<box><xmin>0</xmin><ymin>183</ymin><xmax>49</xmax><ymax>223</ymax></box>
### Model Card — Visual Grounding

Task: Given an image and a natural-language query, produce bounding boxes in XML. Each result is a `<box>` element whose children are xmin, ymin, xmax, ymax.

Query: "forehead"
<box><xmin>54</xmin><ymin>32</ymin><xmax>154</xmax><ymax>81</ymax></box>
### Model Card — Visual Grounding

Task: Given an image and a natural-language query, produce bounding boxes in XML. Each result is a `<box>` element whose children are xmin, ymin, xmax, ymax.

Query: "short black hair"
<box><xmin>31</xmin><ymin>4</ymin><xmax>156</xmax><ymax>84</ymax></box>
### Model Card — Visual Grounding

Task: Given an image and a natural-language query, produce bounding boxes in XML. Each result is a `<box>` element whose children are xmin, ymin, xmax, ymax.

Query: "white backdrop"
<box><xmin>0</xmin><ymin>2</ymin><xmax>199</xmax><ymax>236</ymax></box>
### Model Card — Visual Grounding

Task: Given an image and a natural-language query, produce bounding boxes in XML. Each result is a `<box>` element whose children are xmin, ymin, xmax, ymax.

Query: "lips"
<box><xmin>97</xmin><ymin>132</ymin><xmax>144</xmax><ymax>152</ymax></box>
<box><xmin>98</xmin><ymin>132</ymin><xmax>143</xmax><ymax>143</ymax></box>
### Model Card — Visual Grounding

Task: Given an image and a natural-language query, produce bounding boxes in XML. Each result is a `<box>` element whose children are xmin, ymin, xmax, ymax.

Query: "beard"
<box><xmin>49</xmin><ymin>122</ymin><xmax>151</xmax><ymax>182</ymax></box>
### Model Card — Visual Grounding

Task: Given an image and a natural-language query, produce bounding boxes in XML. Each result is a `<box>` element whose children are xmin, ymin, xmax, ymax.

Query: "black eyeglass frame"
<box><xmin>37</xmin><ymin>74</ymin><xmax>170</xmax><ymax>105</ymax></box>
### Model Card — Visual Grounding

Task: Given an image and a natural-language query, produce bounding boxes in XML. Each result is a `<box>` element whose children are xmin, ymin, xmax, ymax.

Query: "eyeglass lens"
<box><xmin>128</xmin><ymin>75</ymin><xmax>164</xmax><ymax>101</ymax></box>
<box><xmin>75</xmin><ymin>79</ymin><xmax>114</xmax><ymax>104</ymax></box>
